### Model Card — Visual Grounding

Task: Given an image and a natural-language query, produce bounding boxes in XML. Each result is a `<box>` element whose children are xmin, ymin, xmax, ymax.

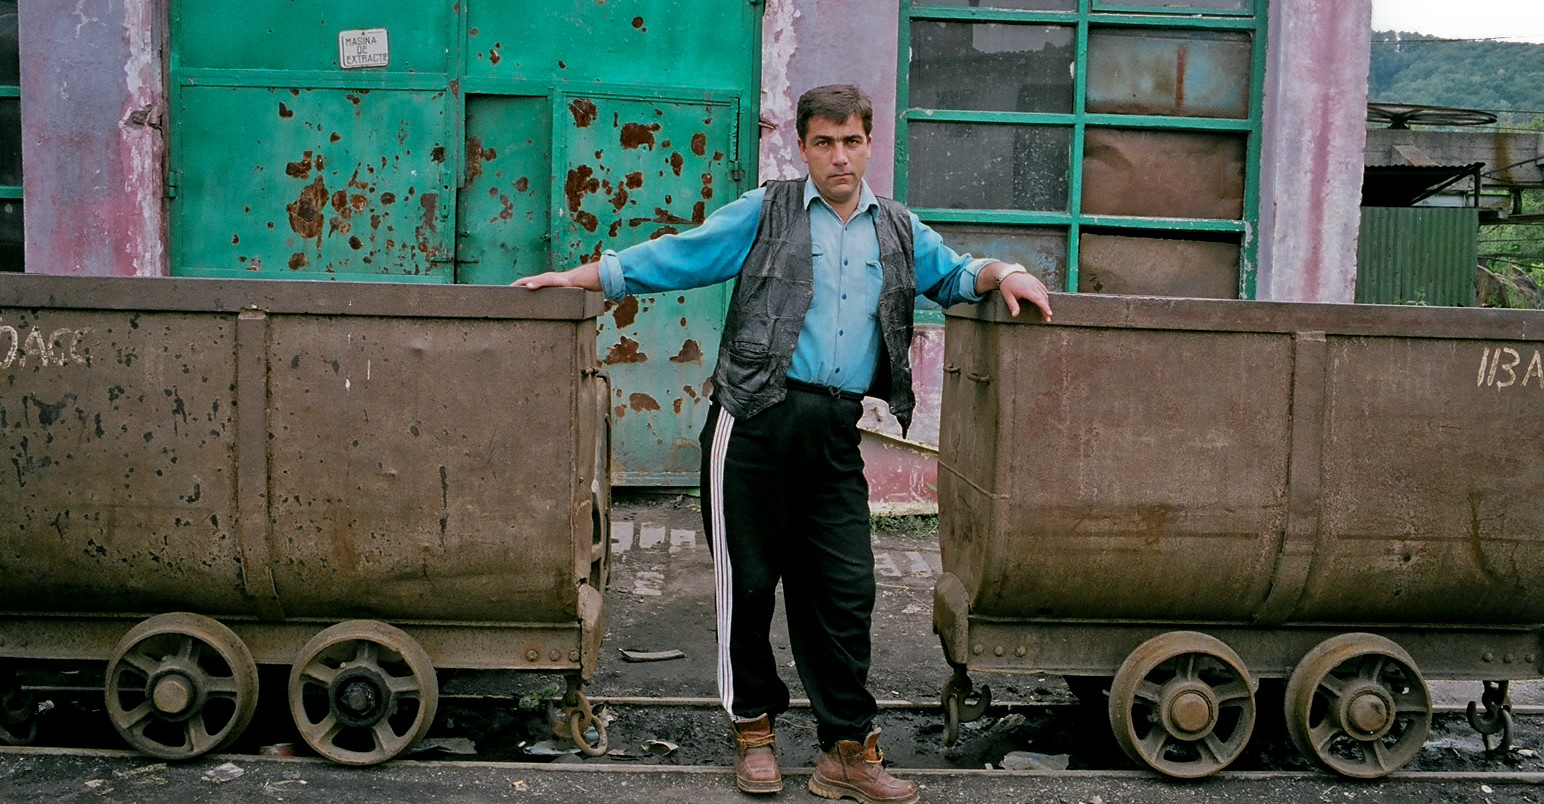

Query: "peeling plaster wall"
<box><xmin>20</xmin><ymin>0</ymin><xmax>165</xmax><ymax>276</ymax></box>
<box><xmin>1255</xmin><ymin>0</ymin><xmax>1371</xmax><ymax>302</ymax></box>
<box><xmin>760</xmin><ymin>0</ymin><xmax>900</xmax><ymax>197</ymax></box>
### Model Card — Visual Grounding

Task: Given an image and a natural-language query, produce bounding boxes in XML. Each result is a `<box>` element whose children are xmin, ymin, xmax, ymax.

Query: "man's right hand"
<box><xmin>512</xmin><ymin>261</ymin><xmax>603</xmax><ymax>291</ymax></box>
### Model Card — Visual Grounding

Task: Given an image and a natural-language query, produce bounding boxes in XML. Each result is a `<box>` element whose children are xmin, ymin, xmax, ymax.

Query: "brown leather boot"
<box><xmin>808</xmin><ymin>730</ymin><xmax>919</xmax><ymax>804</ymax></box>
<box><xmin>731</xmin><ymin>714</ymin><xmax>783</xmax><ymax>794</ymax></box>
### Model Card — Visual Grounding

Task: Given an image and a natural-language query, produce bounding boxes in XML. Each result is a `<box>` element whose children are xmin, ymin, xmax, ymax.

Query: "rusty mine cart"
<box><xmin>936</xmin><ymin>293</ymin><xmax>1544</xmax><ymax>779</ymax></box>
<box><xmin>0</xmin><ymin>275</ymin><xmax>611</xmax><ymax>765</ymax></box>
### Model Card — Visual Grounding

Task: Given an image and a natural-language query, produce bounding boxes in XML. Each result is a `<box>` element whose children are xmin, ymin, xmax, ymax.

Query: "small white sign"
<box><xmin>339</xmin><ymin>28</ymin><xmax>389</xmax><ymax>70</ymax></box>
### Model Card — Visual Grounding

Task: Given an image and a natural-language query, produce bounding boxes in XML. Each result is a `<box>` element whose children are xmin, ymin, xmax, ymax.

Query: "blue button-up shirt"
<box><xmin>598</xmin><ymin>179</ymin><xmax>991</xmax><ymax>394</ymax></box>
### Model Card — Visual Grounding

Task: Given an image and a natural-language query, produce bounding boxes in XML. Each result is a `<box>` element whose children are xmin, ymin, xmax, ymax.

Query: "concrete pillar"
<box><xmin>19</xmin><ymin>0</ymin><xmax>165</xmax><ymax>276</ymax></box>
<box><xmin>1255</xmin><ymin>0</ymin><xmax>1372</xmax><ymax>302</ymax></box>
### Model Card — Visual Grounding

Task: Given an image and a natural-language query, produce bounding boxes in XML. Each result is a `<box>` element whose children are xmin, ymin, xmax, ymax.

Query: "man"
<box><xmin>517</xmin><ymin>84</ymin><xmax>1052</xmax><ymax>804</ymax></box>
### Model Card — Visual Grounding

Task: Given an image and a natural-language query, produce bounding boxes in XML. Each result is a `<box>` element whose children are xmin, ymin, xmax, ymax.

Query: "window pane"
<box><xmin>909</xmin><ymin>122</ymin><xmax>1071</xmax><ymax>211</ymax></box>
<box><xmin>1081</xmin><ymin>128</ymin><xmax>1243</xmax><ymax>219</ymax></box>
<box><xmin>1087</xmin><ymin>28</ymin><xmax>1252</xmax><ymax>119</ymax></box>
<box><xmin>1078</xmin><ymin>232</ymin><xmax>1239</xmax><ymax>298</ymax></box>
<box><xmin>909</xmin><ymin>22</ymin><xmax>1074</xmax><ymax>113</ymax></box>
<box><xmin>1095</xmin><ymin>0</ymin><xmax>1251</xmax><ymax>12</ymax></box>
<box><xmin>930</xmin><ymin>223</ymin><xmax>1067</xmax><ymax>291</ymax></box>
<box><xmin>0</xmin><ymin>200</ymin><xmax>20</xmax><ymax>272</ymax></box>
<box><xmin>920</xmin><ymin>0</ymin><xmax>1076</xmax><ymax>10</ymax></box>
<box><xmin>0</xmin><ymin>98</ymin><xmax>18</xmax><ymax>186</ymax></box>
<box><xmin>0</xmin><ymin>3</ymin><xmax>15</xmax><ymax>85</ymax></box>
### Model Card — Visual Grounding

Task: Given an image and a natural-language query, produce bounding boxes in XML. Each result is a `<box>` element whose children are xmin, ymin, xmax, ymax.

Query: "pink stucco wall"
<box><xmin>20</xmin><ymin>0</ymin><xmax>165</xmax><ymax>276</ymax></box>
<box><xmin>759</xmin><ymin>0</ymin><xmax>899</xmax><ymax>196</ymax></box>
<box><xmin>1255</xmin><ymin>0</ymin><xmax>1372</xmax><ymax>302</ymax></box>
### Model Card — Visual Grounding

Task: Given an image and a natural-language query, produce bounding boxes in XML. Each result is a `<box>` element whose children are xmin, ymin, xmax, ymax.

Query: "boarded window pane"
<box><xmin>1095</xmin><ymin>0</ymin><xmax>1251</xmax><ymax>12</ymax></box>
<box><xmin>0</xmin><ymin>200</ymin><xmax>20</xmax><ymax>271</ymax></box>
<box><xmin>909</xmin><ymin>22</ymin><xmax>1074</xmax><ymax>114</ymax></box>
<box><xmin>909</xmin><ymin>122</ymin><xmax>1071</xmax><ymax>211</ymax></box>
<box><xmin>919</xmin><ymin>0</ymin><xmax>1076</xmax><ymax>10</ymax></box>
<box><xmin>0</xmin><ymin>4</ymin><xmax>15</xmax><ymax>85</ymax></box>
<box><xmin>0</xmin><ymin>98</ymin><xmax>18</xmax><ymax>186</ymax></box>
<box><xmin>1078</xmin><ymin>232</ymin><xmax>1238</xmax><ymax>298</ymax></box>
<box><xmin>1087</xmin><ymin>28</ymin><xmax>1252</xmax><ymax>119</ymax></box>
<box><xmin>930</xmin><ymin>224</ymin><xmax>1067</xmax><ymax>291</ymax></box>
<box><xmin>1081</xmin><ymin>128</ymin><xmax>1243</xmax><ymax>219</ymax></box>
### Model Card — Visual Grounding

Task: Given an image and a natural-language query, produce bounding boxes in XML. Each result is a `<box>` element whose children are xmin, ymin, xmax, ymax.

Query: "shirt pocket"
<box><xmin>862</xmin><ymin>259</ymin><xmax>885</xmax><ymax>320</ymax></box>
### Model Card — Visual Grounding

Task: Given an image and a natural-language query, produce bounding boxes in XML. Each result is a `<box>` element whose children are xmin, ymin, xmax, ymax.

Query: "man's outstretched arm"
<box><xmin>512</xmin><ymin>261</ymin><xmax>602</xmax><ymax>291</ymax></box>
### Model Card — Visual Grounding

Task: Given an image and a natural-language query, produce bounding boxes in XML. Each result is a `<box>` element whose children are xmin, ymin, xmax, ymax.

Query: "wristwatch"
<box><xmin>994</xmin><ymin>264</ymin><xmax>1029</xmax><ymax>288</ymax></box>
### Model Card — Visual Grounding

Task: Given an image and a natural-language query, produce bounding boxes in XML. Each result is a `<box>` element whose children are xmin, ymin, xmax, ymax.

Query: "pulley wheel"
<box><xmin>103</xmin><ymin>612</ymin><xmax>259</xmax><ymax>760</ymax></box>
<box><xmin>1108</xmin><ymin>631</ymin><xmax>1256</xmax><ymax>778</ymax></box>
<box><xmin>1284</xmin><ymin>633</ymin><xmax>1430</xmax><ymax>778</ymax></box>
<box><xmin>288</xmin><ymin>620</ymin><xmax>439</xmax><ymax>765</ymax></box>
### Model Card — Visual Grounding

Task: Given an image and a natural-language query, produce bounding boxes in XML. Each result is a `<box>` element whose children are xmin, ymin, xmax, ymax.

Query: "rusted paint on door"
<box><xmin>557</xmin><ymin>96</ymin><xmax>737</xmax><ymax>485</ymax></box>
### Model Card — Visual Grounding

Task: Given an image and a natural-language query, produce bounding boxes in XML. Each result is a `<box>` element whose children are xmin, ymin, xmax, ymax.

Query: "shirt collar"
<box><xmin>802</xmin><ymin>177</ymin><xmax>879</xmax><ymax>217</ymax></box>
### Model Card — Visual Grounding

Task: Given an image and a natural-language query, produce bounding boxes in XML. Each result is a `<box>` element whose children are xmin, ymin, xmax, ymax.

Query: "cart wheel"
<box><xmin>1284</xmin><ymin>633</ymin><xmax>1430</xmax><ymax>779</ymax></box>
<box><xmin>288</xmin><ymin>620</ymin><xmax>439</xmax><ymax>765</ymax></box>
<box><xmin>103</xmin><ymin>613</ymin><xmax>259</xmax><ymax>760</ymax></box>
<box><xmin>940</xmin><ymin>668</ymin><xmax>990</xmax><ymax>745</ymax></box>
<box><xmin>0</xmin><ymin>666</ymin><xmax>38</xmax><ymax>747</ymax></box>
<box><xmin>1108</xmin><ymin>631</ymin><xmax>1255</xmax><ymax>778</ymax></box>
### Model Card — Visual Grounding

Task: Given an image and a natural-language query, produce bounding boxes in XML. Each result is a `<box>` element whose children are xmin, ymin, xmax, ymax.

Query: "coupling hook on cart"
<box><xmin>941</xmin><ymin>667</ymin><xmax>992</xmax><ymax>745</ymax></box>
<box><xmin>1466</xmin><ymin>680</ymin><xmax>1513</xmax><ymax>753</ymax></box>
<box><xmin>559</xmin><ymin>675</ymin><xmax>609</xmax><ymax>756</ymax></box>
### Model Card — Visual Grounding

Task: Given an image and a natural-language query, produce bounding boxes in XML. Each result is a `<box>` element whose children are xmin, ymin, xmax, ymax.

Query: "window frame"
<box><xmin>896</xmin><ymin>0</ymin><xmax>1268</xmax><ymax>299</ymax></box>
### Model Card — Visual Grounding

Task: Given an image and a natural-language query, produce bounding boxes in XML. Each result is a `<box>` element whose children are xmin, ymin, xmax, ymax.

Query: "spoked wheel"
<box><xmin>1108</xmin><ymin>631</ymin><xmax>1256</xmax><ymax>778</ymax></box>
<box><xmin>1284</xmin><ymin>633</ymin><xmax>1431</xmax><ymax>778</ymax></box>
<box><xmin>288</xmin><ymin>620</ymin><xmax>439</xmax><ymax>765</ymax></box>
<box><xmin>0</xmin><ymin>664</ymin><xmax>38</xmax><ymax>746</ymax></box>
<box><xmin>103</xmin><ymin>613</ymin><xmax>259</xmax><ymax>759</ymax></box>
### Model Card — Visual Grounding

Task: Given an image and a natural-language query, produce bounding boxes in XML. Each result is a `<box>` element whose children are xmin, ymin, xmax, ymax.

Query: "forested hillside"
<box><xmin>1369</xmin><ymin>31</ymin><xmax>1544</xmax><ymax>128</ymax></box>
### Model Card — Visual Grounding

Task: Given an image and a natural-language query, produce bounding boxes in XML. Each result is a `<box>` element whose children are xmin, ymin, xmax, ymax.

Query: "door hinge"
<box><xmin>164</xmin><ymin>170</ymin><xmax>180</xmax><ymax>200</ymax></box>
<box><xmin>729</xmin><ymin>162</ymin><xmax>745</xmax><ymax>184</ymax></box>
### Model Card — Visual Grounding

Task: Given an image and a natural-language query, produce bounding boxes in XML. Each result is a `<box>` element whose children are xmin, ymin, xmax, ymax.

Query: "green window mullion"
<box><xmin>1086</xmin><ymin>13</ymin><xmax>1257</xmax><ymax>29</ymax></box>
<box><xmin>1082</xmin><ymin>113</ymin><xmax>1252</xmax><ymax>131</ymax></box>
<box><xmin>908</xmin><ymin>6</ymin><xmax>1082</xmax><ymax>24</ymax></box>
<box><xmin>1239</xmin><ymin>5</ymin><xmax>1270</xmax><ymax>299</ymax></box>
<box><xmin>894</xmin><ymin>0</ymin><xmax>914</xmax><ymax>202</ymax></box>
<box><xmin>905</xmin><ymin>109</ymin><xmax>1078</xmax><ymax>127</ymax></box>
<box><xmin>0</xmin><ymin>187</ymin><xmax>21</xmax><ymax>200</ymax></box>
<box><xmin>913</xmin><ymin>209</ymin><xmax>1075</xmax><ymax>227</ymax></box>
<box><xmin>1081</xmin><ymin>215</ymin><xmax>1246</xmax><ymax>232</ymax></box>
<box><xmin>1067</xmin><ymin>2</ymin><xmax>1092</xmax><ymax>293</ymax></box>
<box><xmin>0</xmin><ymin>87</ymin><xmax>18</xmax><ymax>99</ymax></box>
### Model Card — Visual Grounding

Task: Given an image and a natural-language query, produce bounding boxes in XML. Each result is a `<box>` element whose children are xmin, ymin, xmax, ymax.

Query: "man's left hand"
<box><xmin>1000</xmin><ymin>269</ymin><xmax>1053</xmax><ymax>322</ymax></box>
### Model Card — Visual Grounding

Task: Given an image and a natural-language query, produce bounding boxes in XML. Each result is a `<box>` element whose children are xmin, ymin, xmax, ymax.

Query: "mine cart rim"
<box><xmin>287</xmin><ymin>619</ymin><xmax>440</xmax><ymax>766</ymax></box>
<box><xmin>103</xmin><ymin>612</ymin><xmax>260</xmax><ymax>760</ymax></box>
<box><xmin>1283</xmin><ymin>633</ymin><xmax>1432</xmax><ymax>779</ymax></box>
<box><xmin>1108</xmin><ymin>630</ymin><xmax>1256</xmax><ymax>779</ymax></box>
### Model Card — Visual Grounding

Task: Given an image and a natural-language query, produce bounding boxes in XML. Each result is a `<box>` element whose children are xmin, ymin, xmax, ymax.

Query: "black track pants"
<box><xmin>699</xmin><ymin>389</ymin><xmax>877</xmax><ymax>748</ymax></box>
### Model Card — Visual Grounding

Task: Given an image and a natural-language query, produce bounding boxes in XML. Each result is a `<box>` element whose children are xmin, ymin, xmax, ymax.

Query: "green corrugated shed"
<box><xmin>1356</xmin><ymin>207</ymin><xmax>1478</xmax><ymax>306</ymax></box>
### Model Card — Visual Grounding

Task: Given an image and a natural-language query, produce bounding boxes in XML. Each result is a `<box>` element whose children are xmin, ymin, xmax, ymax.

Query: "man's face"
<box><xmin>798</xmin><ymin>114</ymin><xmax>871</xmax><ymax>210</ymax></box>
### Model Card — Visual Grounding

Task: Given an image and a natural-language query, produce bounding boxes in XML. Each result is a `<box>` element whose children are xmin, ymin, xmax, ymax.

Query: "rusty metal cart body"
<box><xmin>936</xmin><ymin>293</ymin><xmax>1544</xmax><ymax>778</ymax></box>
<box><xmin>0</xmin><ymin>275</ymin><xmax>610</xmax><ymax>763</ymax></box>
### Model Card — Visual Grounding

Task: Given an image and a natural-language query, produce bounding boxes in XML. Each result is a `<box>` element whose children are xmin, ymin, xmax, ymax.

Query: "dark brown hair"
<box><xmin>796</xmin><ymin>84</ymin><xmax>873</xmax><ymax>140</ymax></box>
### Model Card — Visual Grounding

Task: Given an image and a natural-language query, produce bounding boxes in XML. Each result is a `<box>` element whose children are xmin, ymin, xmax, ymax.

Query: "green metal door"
<box><xmin>168</xmin><ymin>1</ymin><xmax>762</xmax><ymax>485</ymax></box>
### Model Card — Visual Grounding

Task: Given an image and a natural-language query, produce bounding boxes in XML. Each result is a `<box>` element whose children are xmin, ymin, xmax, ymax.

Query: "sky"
<box><xmin>1371</xmin><ymin>0</ymin><xmax>1544</xmax><ymax>44</ymax></box>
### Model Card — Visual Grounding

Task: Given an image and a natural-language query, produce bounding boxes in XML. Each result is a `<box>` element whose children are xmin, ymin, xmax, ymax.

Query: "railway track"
<box><xmin>9</xmin><ymin>683</ymin><xmax>1544</xmax><ymax>777</ymax></box>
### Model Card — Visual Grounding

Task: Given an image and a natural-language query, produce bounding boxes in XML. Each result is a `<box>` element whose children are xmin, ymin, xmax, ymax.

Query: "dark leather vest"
<box><xmin>709</xmin><ymin>179</ymin><xmax>917</xmax><ymax>433</ymax></box>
